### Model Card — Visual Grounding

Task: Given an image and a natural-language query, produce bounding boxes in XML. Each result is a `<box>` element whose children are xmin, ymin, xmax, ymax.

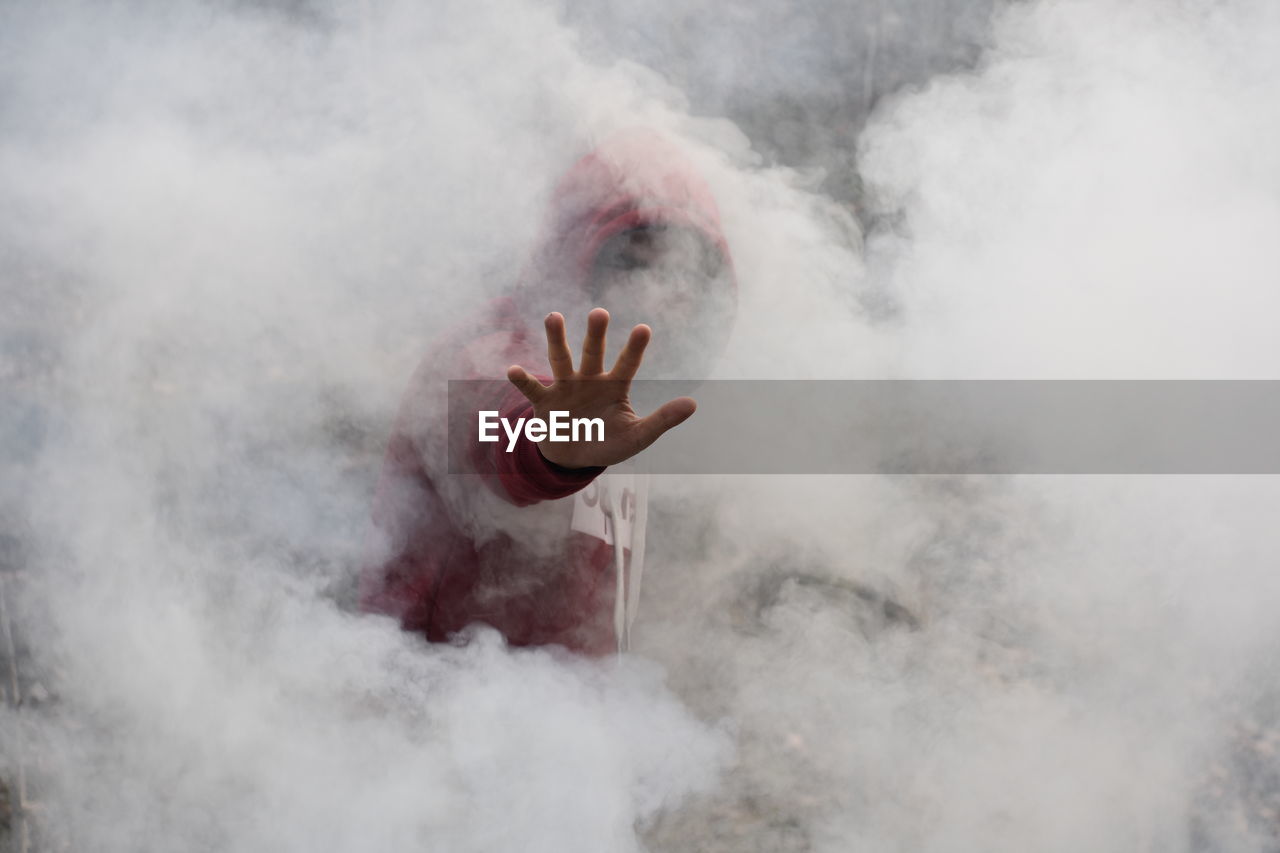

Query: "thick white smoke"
<box><xmin>862</xmin><ymin>0</ymin><xmax>1280</xmax><ymax>379</ymax></box>
<box><xmin>2</xmin><ymin>0</ymin><xmax>1280</xmax><ymax>851</ymax></box>
<box><xmin>0</xmin><ymin>1</ymin><xmax>748</xmax><ymax>849</ymax></box>
<box><xmin>642</xmin><ymin>1</ymin><xmax>1280</xmax><ymax>850</ymax></box>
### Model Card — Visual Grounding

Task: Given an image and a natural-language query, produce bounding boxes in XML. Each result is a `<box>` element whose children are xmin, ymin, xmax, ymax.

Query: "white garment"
<box><xmin>570</xmin><ymin>460</ymin><xmax>650</xmax><ymax>654</ymax></box>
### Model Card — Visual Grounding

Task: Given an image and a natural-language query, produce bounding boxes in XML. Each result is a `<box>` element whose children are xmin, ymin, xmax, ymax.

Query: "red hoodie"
<box><xmin>359</xmin><ymin>130</ymin><xmax>736</xmax><ymax>656</ymax></box>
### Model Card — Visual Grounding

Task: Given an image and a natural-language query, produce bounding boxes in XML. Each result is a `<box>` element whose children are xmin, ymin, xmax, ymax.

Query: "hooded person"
<box><xmin>359</xmin><ymin>129</ymin><xmax>738</xmax><ymax>656</ymax></box>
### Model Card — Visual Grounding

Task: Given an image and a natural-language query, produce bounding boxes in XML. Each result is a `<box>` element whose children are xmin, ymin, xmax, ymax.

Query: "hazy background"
<box><xmin>3</xmin><ymin>0</ymin><xmax>1280</xmax><ymax>850</ymax></box>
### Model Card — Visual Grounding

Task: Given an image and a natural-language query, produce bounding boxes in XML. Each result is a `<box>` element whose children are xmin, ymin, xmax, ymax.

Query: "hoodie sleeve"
<box><xmin>465</xmin><ymin>376</ymin><xmax>605</xmax><ymax>506</ymax></box>
<box><xmin>397</xmin><ymin>299</ymin><xmax>604</xmax><ymax>508</ymax></box>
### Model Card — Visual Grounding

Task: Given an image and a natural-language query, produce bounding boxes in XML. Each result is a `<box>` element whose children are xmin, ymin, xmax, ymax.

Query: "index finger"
<box><xmin>609</xmin><ymin>323</ymin><xmax>651</xmax><ymax>382</ymax></box>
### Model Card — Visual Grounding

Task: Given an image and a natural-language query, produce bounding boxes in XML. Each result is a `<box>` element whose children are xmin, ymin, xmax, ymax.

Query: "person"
<box><xmin>359</xmin><ymin>129</ymin><xmax>737</xmax><ymax>656</ymax></box>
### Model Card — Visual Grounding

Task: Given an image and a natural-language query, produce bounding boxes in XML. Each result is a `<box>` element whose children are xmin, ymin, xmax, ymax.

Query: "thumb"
<box><xmin>628</xmin><ymin>396</ymin><xmax>697</xmax><ymax>455</ymax></box>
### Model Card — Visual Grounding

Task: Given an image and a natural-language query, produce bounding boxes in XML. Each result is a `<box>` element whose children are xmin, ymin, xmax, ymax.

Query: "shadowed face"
<box><xmin>589</xmin><ymin>225</ymin><xmax>734</xmax><ymax>379</ymax></box>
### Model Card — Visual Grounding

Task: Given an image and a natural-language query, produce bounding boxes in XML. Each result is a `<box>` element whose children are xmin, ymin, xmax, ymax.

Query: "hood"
<box><xmin>517</xmin><ymin>129</ymin><xmax>737</xmax><ymax>312</ymax></box>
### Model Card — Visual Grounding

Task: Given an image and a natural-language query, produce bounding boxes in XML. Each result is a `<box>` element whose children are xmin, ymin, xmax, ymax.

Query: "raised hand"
<box><xmin>505</xmin><ymin>308</ymin><xmax>696</xmax><ymax>469</ymax></box>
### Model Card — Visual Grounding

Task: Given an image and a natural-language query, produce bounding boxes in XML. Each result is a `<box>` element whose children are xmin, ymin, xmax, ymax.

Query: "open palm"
<box><xmin>506</xmin><ymin>308</ymin><xmax>696</xmax><ymax>469</ymax></box>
